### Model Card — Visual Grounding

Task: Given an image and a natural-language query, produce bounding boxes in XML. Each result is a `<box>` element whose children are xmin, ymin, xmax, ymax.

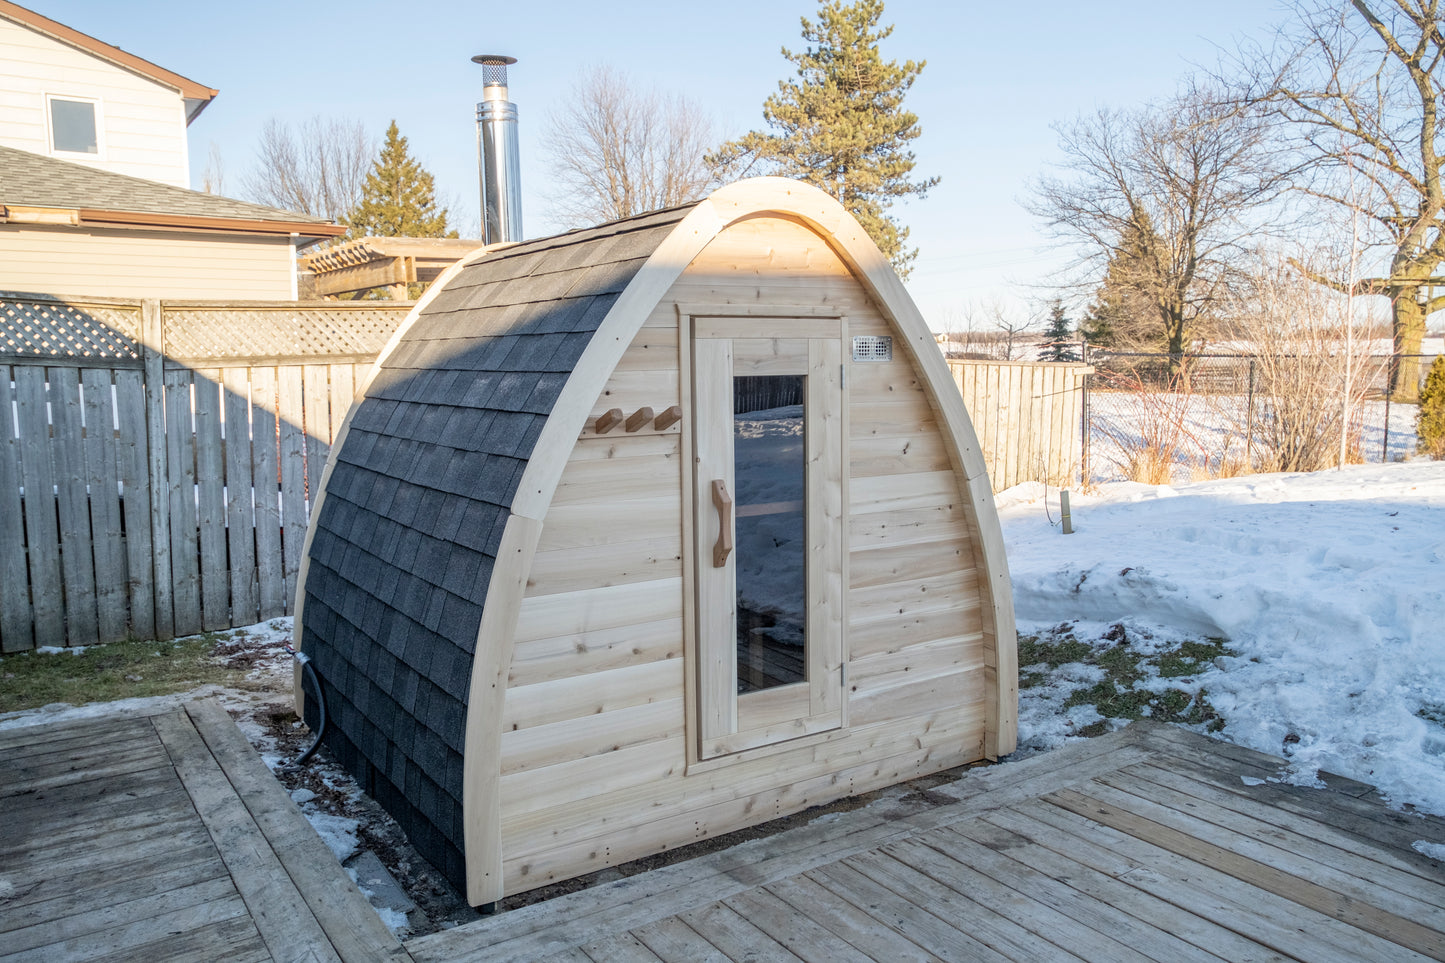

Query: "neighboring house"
<box><xmin>0</xmin><ymin>145</ymin><xmax>344</xmax><ymax>299</ymax></box>
<box><xmin>0</xmin><ymin>0</ymin><xmax>215</xmax><ymax>188</ymax></box>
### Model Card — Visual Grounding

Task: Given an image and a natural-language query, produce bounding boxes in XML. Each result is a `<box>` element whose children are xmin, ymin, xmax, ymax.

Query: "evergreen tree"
<box><xmin>1082</xmin><ymin>210</ymin><xmax>1165</xmax><ymax>351</ymax></box>
<box><xmin>710</xmin><ymin>0</ymin><xmax>937</xmax><ymax>278</ymax></box>
<box><xmin>344</xmin><ymin>121</ymin><xmax>455</xmax><ymax>239</ymax></box>
<box><xmin>1417</xmin><ymin>356</ymin><xmax>1445</xmax><ymax>459</ymax></box>
<box><xmin>1041</xmin><ymin>299</ymin><xmax>1079</xmax><ymax>362</ymax></box>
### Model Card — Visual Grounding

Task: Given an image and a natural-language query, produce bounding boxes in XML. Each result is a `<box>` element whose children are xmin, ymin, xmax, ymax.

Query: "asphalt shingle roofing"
<box><xmin>299</xmin><ymin>203</ymin><xmax>696</xmax><ymax>891</ymax></box>
<box><xmin>0</xmin><ymin>145</ymin><xmax>336</xmax><ymax>228</ymax></box>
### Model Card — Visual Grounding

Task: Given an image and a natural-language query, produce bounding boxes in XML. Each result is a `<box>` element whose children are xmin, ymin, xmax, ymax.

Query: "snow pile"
<box><xmin>1000</xmin><ymin>461</ymin><xmax>1445</xmax><ymax>816</ymax></box>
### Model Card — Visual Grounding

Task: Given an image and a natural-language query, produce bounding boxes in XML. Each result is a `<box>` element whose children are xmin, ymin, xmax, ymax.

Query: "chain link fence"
<box><xmin>1076</xmin><ymin>348</ymin><xmax>1439</xmax><ymax>484</ymax></box>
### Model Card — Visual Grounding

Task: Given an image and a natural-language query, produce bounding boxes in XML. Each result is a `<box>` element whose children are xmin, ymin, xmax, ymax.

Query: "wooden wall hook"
<box><xmin>654</xmin><ymin>405</ymin><xmax>682</xmax><ymax>431</ymax></box>
<box><xmin>594</xmin><ymin>408</ymin><xmax>624</xmax><ymax>434</ymax></box>
<box><xmin>625</xmin><ymin>406</ymin><xmax>654</xmax><ymax>432</ymax></box>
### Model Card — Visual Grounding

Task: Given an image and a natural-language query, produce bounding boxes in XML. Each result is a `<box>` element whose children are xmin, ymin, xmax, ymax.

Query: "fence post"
<box><xmin>142</xmin><ymin>299</ymin><xmax>174</xmax><ymax>639</ymax></box>
<box><xmin>1382</xmin><ymin>380</ymin><xmax>1392</xmax><ymax>462</ymax></box>
<box><xmin>1246</xmin><ymin>358</ymin><xmax>1255</xmax><ymax>466</ymax></box>
<box><xmin>1080</xmin><ymin>345</ymin><xmax>1091</xmax><ymax>488</ymax></box>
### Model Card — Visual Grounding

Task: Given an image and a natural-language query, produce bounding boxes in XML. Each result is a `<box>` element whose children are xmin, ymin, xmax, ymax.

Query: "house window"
<box><xmin>48</xmin><ymin>97</ymin><xmax>98</xmax><ymax>154</ymax></box>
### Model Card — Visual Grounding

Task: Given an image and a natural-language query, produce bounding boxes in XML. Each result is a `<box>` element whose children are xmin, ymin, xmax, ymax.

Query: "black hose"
<box><xmin>293</xmin><ymin>651</ymin><xmax>328</xmax><ymax>766</ymax></box>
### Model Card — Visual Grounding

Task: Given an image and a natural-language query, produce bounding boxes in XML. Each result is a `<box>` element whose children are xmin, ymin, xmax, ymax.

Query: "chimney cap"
<box><xmin>472</xmin><ymin>54</ymin><xmax>517</xmax><ymax>88</ymax></box>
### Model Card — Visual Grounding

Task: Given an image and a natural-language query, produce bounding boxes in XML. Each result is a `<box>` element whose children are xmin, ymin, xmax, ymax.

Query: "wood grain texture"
<box><xmin>193</xmin><ymin>369</ymin><xmax>228</xmax><ymax>631</ymax></box>
<box><xmin>164</xmin><ymin>369</ymin><xmax>201</xmax><ymax>637</ymax></box>
<box><xmin>477</xmin><ymin>184</ymin><xmax>1009</xmax><ymax>899</ymax></box>
<box><xmin>48</xmin><ymin>366</ymin><xmax>98</xmax><ymax>645</ymax></box>
<box><xmin>79</xmin><ymin>368</ymin><xmax>128</xmax><ymax>643</ymax></box>
<box><xmin>0</xmin><ymin>366</ymin><xmax>33</xmax><ymax>651</ymax></box>
<box><xmin>463</xmin><ymin>513</ymin><xmax>543</xmax><ymax>906</ymax></box>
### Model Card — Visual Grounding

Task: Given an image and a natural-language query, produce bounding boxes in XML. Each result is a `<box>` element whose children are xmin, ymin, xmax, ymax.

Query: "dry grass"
<box><xmin>1093</xmin><ymin>365</ymin><xmax>1213</xmax><ymax>484</ymax></box>
<box><xmin>0</xmin><ymin>631</ymin><xmax>264</xmax><ymax>714</ymax></box>
<box><xmin>1122</xmin><ymin>446</ymin><xmax>1177</xmax><ymax>485</ymax></box>
<box><xmin>1231</xmin><ymin>254</ymin><xmax>1377</xmax><ymax>473</ymax></box>
<box><xmin>1192</xmin><ymin>444</ymin><xmax>1254</xmax><ymax>481</ymax></box>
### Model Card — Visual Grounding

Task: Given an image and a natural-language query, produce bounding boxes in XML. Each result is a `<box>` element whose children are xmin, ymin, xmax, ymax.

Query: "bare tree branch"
<box><xmin>1026</xmin><ymin>80</ymin><xmax>1286</xmax><ymax>361</ymax></box>
<box><xmin>242</xmin><ymin>116</ymin><xmax>373</xmax><ymax>221</ymax></box>
<box><xmin>542</xmin><ymin>66</ymin><xmax>719</xmax><ymax>227</ymax></box>
<box><xmin>1286</xmin><ymin>255</ymin><xmax>1395</xmax><ymax>294</ymax></box>
<box><xmin>1236</xmin><ymin>0</ymin><xmax>1445</xmax><ymax>397</ymax></box>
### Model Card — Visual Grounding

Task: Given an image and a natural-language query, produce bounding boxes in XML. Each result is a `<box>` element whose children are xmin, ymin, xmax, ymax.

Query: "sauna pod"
<box><xmin>295</xmin><ymin>178</ymin><xmax>1017</xmax><ymax>906</ymax></box>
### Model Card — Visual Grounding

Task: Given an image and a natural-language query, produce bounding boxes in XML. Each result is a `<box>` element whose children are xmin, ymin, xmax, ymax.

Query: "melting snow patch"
<box><xmin>1413</xmin><ymin>840</ymin><xmax>1445</xmax><ymax>861</ymax></box>
<box><xmin>373</xmin><ymin>906</ymin><xmax>411</xmax><ymax>937</ymax></box>
<box><xmin>1001</xmin><ymin>462</ymin><xmax>1445</xmax><ymax>816</ymax></box>
<box><xmin>305</xmin><ymin>811</ymin><xmax>360</xmax><ymax>864</ymax></box>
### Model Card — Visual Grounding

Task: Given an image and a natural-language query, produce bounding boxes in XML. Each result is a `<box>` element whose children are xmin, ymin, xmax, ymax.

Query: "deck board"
<box><xmin>407</xmin><ymin>721</ymin><xmax>1445</xmax><ymax>963</ymax></box>
<box><xmin>0</xmin><ymin>700</ymin><xmax>411</xmax><ymax>963</ymax></box>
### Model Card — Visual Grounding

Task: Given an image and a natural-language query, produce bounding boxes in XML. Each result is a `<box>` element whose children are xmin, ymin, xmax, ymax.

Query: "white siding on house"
<box><xmin>0</xmin><ymin>17</ymin><xmax>192</xmax><ymax>187</ymax></box>
<box><xmin>0</xmin><ymin>224</ymin><xmax>297</xmax><ymax>300</ymax></box>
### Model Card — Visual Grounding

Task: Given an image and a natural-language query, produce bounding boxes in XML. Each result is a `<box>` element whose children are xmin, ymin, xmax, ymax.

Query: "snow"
<box><xmin>371</xmin><ymin>905</ymin><xmax>412</xmax><ymax>937</ymax></box>
<box><xmin>1414</xmin><ymin>840</ymin><xmax>1445</xmax><ymax>861</ymax></box>
<box><xmin>1001</xmin><ymin>460</ymin><xmax>1445</xmax><ymax>817</ymax></box>
<box><xmin>1087</xmin><ymin>390</ymin><xmax>1423</xmax><ymax>484</ymax></box>
<box><xmin>304</xmin><ymin>810</ymin><xmax>361</xmax><ymax>864</ymax></box>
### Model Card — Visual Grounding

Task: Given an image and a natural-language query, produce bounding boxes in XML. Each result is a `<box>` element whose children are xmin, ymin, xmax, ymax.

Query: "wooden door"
<box><xmin>690</xmin><ymin>318</ymin><xmax>846</xmax><ymax>759</ymax></box>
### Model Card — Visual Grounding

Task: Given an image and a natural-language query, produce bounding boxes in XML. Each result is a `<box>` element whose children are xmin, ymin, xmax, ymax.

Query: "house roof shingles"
<box><xmin>298</xmin><ymin>204</ymin><xmax>695</xmax><ymax>890</ymax></box>
<box><xmin>0</xmin><ymin>146</ymin><xmax>342</xmax><ymax>236</ymax></box>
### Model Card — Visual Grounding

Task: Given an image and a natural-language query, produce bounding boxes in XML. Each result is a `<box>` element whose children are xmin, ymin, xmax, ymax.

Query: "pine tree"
<box><xmin>1417</xmin><ymin>356</ymin><xmax>1445</xmax><ymax>459</ymax></box>
<box><xmin>344</xmin><ymin>121</ymin><xmax>455</xmax><ymax>239</ymax></box>
<box><xmin>1041</xmin><ymin>300</ymin><xmax>1079</xmax><ymax>362</ymax></box>
<box><xmin>1083</xmin><ymin>210</ymin><xmax>1165</xmax><ymax>351</ymax></box>
<box><xmin>711</xmin><ymin>0</ymin><xmax>937</xmax><ymax>278</ymax></box>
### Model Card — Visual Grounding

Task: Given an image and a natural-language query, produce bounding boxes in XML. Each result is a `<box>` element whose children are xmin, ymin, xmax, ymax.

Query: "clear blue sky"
<box><xmin>34</xmin><ymin>0</ymin><xmax>1289</xmax><ymax>326</ymax></box>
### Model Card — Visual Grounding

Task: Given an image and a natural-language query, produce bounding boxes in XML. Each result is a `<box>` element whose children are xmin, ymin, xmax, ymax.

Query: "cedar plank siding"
<box><xmin>498</xmin><ymin>216</ymin><xmax>986</xmax><ymax>893</ymax></box>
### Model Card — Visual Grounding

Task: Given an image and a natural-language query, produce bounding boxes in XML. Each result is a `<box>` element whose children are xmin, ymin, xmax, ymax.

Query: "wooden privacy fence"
<box><xmin>0</xmin><ymin>294</ymin><xmax>1087</xmax><ymax>653</ymax></box>
<box><xmin>0</xmin><ymin>294</ymin><xmax>410</xmax><ymax>652</ymax></box>
<box><xmin>949</xmin><ymin>359</ymin><xmax>1092</xmax><ymax>491</ymax></box>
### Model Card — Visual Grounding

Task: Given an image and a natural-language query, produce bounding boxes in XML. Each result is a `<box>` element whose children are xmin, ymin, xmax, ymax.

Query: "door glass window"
<box><xmin>733</xmin><ymin>374</ymin><xmax>805</xmax><ymax>693</ymax></box>
<box><xmin>691</xmin><ymin>322</ymin><xmax>845</xmax><ymax>760</ymax></box>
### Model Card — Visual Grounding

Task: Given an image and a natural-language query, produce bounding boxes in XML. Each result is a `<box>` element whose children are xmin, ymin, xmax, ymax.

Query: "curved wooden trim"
<box><xmin>461</xmin><ymin>177</ymin><xmax>1018</xmax><ymax>901</ymax></box>
<box><xmin>461</xmin><ymin>513</ymin><xmax>540</xmax><ymax>906</ymax></box>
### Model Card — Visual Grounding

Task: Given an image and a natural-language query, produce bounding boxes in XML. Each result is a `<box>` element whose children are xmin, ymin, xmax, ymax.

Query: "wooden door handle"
<box><xmin>711</xmin><ymin>479</ymin><xmax>733</xmax><ymax>568</ymax></box>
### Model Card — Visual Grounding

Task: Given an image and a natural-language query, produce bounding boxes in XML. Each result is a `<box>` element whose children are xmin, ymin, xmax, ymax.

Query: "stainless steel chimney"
<box><xmin>472</xmin><ymin>54</ymin><xmax>522</xmax><ymax>244</ymax></box>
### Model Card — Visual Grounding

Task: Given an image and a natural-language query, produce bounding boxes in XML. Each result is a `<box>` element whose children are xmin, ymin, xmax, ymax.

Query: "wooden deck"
<box><xmin>407</xmin><ymin>722</ymin><xmax>1445</xmax><ymax>963</ymax></box>
<box><xmin>0</xmin><ymin>699</ymin><xmax>411</xmax><ymax>963</ymax></box>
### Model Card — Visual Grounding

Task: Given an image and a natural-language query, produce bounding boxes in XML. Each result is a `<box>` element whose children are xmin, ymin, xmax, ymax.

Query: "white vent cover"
<box><xmin>851</xmin><ymin>335</ymin><xmax>892</xmax><ymax>362</ymax></box>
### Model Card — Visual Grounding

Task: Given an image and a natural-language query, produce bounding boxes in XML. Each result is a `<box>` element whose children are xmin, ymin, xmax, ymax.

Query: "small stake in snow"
<box><xmin>1061</xmin><ymin>489</ymin><xmax>1074</xmax><ymax>535</ymax></box>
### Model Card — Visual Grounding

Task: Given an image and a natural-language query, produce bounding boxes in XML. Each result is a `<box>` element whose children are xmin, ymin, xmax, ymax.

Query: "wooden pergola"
<box><xmin>299</xmin><ymin>236</ymin><xmax>491</xmax><ymax>300</ymax></box>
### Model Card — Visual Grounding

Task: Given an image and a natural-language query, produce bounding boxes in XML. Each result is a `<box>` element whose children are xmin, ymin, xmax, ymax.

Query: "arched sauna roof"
<box><xmin>296</xmin><ymin>178</ymin><xmax>1016</xmax><ymax>896</ymax></box>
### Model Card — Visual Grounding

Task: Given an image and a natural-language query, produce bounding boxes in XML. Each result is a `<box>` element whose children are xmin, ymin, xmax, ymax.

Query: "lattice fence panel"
<box><xmin>162</xmin><ymin>305</ymin><xmax>410</xmax><ymax>361</ymax></box>
<box><xmin>0</xmin><ymin>296</ymin><xmax>142</xmax><ymax>360</ymax></box>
